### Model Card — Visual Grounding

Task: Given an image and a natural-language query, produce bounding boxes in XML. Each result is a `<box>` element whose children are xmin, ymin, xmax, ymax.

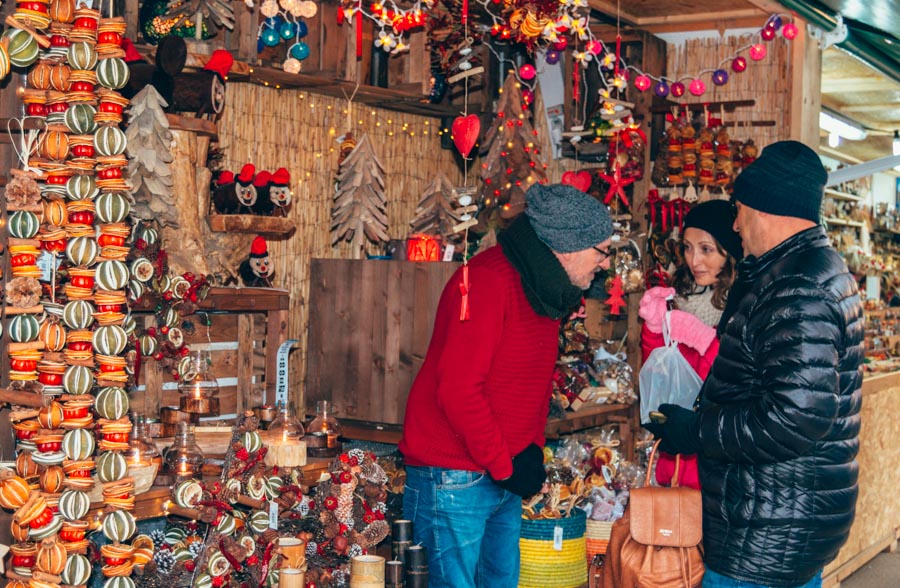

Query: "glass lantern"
<box><xmin>306</xmin><ymin>400</ymin><xmax>343</xmax><ymax>458</ymax></box>
<box><xmin>124</xmin><ymin>415</ymin><xmax>159</xmax><ymax>467</ymax></box>
<box><xmin>165</xmin><ymin>422</ymin><xmax>204</xmax><ymax>481</ymax></box>
<box><xmin>178</xmin><ymin>350</ymin><xmax>220</xmax><ymax>415</ymax></box>
<box><xmin>267</xmin><ymin>401</ymin><xmax>305</xmax><ymax>444</ymax></box>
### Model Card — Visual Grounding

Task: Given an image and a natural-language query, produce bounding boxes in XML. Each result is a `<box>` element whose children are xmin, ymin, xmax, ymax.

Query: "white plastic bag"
<box><xmin>639</xmin><ymin>312</ymin><xmax>703</xmax><ymax>423</ymax></box>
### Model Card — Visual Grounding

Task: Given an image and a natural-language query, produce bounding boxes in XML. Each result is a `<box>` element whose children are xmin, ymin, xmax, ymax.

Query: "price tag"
<box><xmin>268</xmin><ymin>500</ymin><xmax>279</xmax><ymax>529</ymax></box>
<box><xmin>442</xmin><ymin>245</ymin><xmax>455</xmax><ymax>262</ymax></box>
<box><xmin>36</xmin><ymin>251</ymin><xmax>61</xmax><ymax>283</ymax></box>
<box><xmin>274</xmin><ymin>339</ymin><xmax>298</xmax><ymax>406</ymax></box>
<box><xmin>553</xmin><ymin>525</ymin><xmax>563</xmax><ymax>551</ymax></box>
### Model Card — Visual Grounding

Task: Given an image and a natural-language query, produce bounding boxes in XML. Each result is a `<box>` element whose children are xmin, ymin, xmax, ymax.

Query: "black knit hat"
<box><xmin>732</xmin><ymin>140</ymin><xmax>826</xmax><ymax>223</ymax></box>
<box><xmin>683</xmin><ymin>200</ymin><xmax>743</xmax><ymax>260</ymax></box>
<box><xmin>525</xmin><ymin>183</ymin><xmax>613</xmax><ymax>253</ymax></box>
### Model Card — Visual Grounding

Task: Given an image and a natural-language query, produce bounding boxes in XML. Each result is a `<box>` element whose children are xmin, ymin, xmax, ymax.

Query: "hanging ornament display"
<box><xmin>252</xmin><ymin>0</ymin><xmax>317</xmax><ymax>72</ymax></box>
<box><xmin>338</xmin><ymin>0</ymin><xmax>430</xmax><ymax>56</ymax></box>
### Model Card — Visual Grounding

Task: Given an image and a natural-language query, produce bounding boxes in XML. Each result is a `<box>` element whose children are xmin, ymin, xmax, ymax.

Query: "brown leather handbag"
<box><xmin>595</xmin><ymin>441</ymin><xmax>704</xmax><ymax>588</ymax></box>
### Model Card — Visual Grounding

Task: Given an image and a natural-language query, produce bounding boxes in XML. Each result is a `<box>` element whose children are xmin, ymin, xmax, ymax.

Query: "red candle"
<box><xmin>355</xmin><ymin>9</ymin><xmax>363</xmax><ymax>58</ymax></box>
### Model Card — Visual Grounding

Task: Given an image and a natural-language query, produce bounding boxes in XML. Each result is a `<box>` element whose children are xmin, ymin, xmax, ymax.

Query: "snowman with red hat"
<box><xmin>240</xmin><ymin>236</ymin><xmax>274</xmax><ymax>287</ymax></box>
<box><xmin>269</xmin><ymin>167</ymin><xmax>292</xmax><ymax>216</ymax></box>
<box><xmin>235</xmin><ymin>163</ymin><xmax>258</xmax><ymax>213</ymax></box>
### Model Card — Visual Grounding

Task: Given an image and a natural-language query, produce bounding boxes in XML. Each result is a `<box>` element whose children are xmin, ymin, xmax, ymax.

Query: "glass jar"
<box><xmin>306</xmin><ymin>400</ymin><xmax>342</xmax><ymax>458</ymax></box>
<box><xmin>124</xmin><ymin>415</ymin><xmax>159</xmax><ymax>467</ymax></box>
<box><xmin>267</xmin><ymin>401</ymin><xmax>305</xmax><ymax>444</ymax></box>
<box><xmin>178</xmin><ymin>350</ymin><xmax>220</xmax><ymax>415</ymax></box>
<box><xmin>165</xmin><ymin>422</ymin><xmax>204</xmax><ymax>480</ymax></box>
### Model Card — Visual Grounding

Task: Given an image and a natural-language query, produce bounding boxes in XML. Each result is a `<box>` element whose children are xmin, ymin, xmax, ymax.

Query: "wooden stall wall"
<box><xmin>823</xmin><ymin>374</ymin><xmax>900</xmax><ymax>586</ymax></box>
<box><xmin>666</xmin><ymin>32</ymin><xmax>792</xmax><ymax>147</ymax></box>
<box><xmin>216</xmin><ymin>83</ymin><xmax>466</xmax><ymax>411</ymax></box>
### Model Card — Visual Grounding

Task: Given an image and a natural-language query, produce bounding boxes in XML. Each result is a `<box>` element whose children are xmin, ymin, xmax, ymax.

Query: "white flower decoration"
<box><xmin>374</xmin><ymin>30</ymin><xmax>397</xmax><ymax>51</ymax></box>
<box><xmin>574</xmin><ymin>51</ymin><xmax>592</xmax><ymax>66</ymax></box>
<box><xmin>572</xmin><ymin>17</ymin><xmax>589</xmax><ymax>40</ymax></box>
<box><xmin>260</xmin><ymin>0</ymin><xmax>279</xmax><ymax>18</ymax></box>
<box><xmin>542</xmin><ymin>22</ymin><xmax>559</xmax><ymax>42</ymax></box>
<box><xmin>391</xmin><ymin>39</ymin><xmax>409</xmax><ymax>54</ymax></box>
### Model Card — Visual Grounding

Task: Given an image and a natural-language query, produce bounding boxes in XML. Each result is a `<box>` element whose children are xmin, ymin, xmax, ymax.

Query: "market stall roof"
<box><xmin>587</xmin><ymin>0</ymin><xmax>899</xmax><ymax>165</ymax></box>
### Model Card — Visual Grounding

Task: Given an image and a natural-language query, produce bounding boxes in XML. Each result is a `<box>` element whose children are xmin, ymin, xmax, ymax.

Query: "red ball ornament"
<box><xmin>732</xmin><ymin>56</ymin><xmax>748</xmax><ymax>72</ymax></box>
<box><xmin>782</xmin><ymin>22</ymin><xmax>799</xmax><ymax>40</ymax></box>
<box><xmin>761</xmin><ymin>27</ymin><xmax>776</xmax><ymax>41</ymax></box>
<box><xmin>519</xmin><ymin>64</ymin><xmax>536</xmax><ymax>80</ymax></box>
<box><xmin>689</xmin><ymin>79</ymin><xmax>706</xmax><ymax>96</ymax></box>
<box><xmin>634</xmin><ymin>74</ymin><xmax>652</xmax><ymax>92</ymax></box>
<box><xmin>749</xmin><ymin>44</ymin><xmax>767</xmax><ymax>61</ymax></box>
<box><xmin>586</xmin><ymin>40</ymin><xmax>602</xmax><ymax>55</ymax></box>
<box><xmin>553</xmin><ymin>38</ymin><xmax>567</xmax><ymax>51</ymax></box>
<box><xmin>671</xmin><ymin>81</ymin><xmax>686</xmax><ymax>97</ymax></box>
<box><xmin>522</xmin><ymin>89</ymin><xmax>534</xmax><ymax>104</ymax></box>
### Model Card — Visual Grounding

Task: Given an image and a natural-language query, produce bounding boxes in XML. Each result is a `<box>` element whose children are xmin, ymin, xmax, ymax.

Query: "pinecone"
<box><xmin>154</xmin><ymin>549</ymin><xmax>176</xmax><ymax>575</ymax></box>
<box><xmin>150</xmin><ymin>529</ymin><xmax>167</xmax><ymax>547</ymax></box>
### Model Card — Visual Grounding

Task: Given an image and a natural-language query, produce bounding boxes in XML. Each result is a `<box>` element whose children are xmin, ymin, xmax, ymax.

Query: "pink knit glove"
<box><xmin>639</xmin><ymin>287</ymin><xmax>675</xmax><ymax>333</ymax></box>
<box><xmin>668</xmin><ymin>310</ymin><xmax>716</xmax><ymax>354</ymax></box>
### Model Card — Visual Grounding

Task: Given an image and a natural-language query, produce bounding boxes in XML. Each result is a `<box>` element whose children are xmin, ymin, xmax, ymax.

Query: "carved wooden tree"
<box><xmin>409</xmin><ymin>171</ymin><xmax>461</xmax><ymax>242</ymax></box>
<box><xmin>126</xmin><ymin>86</ymin><xmax>178</xmax><ymax>226</ymax></box>
<box><xmin>331</xmin><ymin>133</ymin><xmax>389</xmax><ymax>258</ymax></box>
<box><xmin>478</xmin><ymin>74</ymin><xmax>548</xmax><ymax>220</ymax></box>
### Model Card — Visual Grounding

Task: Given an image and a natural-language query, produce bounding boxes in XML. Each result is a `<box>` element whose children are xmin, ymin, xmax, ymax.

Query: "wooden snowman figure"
<box><xmin>240</xmin><ymin>236</ymin><xmax>274</xmax><ymax>287</ymax></box>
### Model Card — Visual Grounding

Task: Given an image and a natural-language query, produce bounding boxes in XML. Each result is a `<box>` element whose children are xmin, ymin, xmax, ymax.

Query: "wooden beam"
<box><xmin>821</xmin><ymin>78</ymin><xmax>897</xmax><ymax>93</ymax></box>
<box><xmin>637</xmin><ymin>8</ymin><xmax>765</xmax><ymax>27</ymax></box>
<box><xmin>586</xmin><ymin>1</ymin><xmax>641</xmax><ymax>26</ymax></box>
<box><xmin>842</xmin><ymin>103</ymin><xmax>900</xmax><ymax>113</ymax></box>
<box><xmin>789</xmin><ymin>18</ymin><xmax>822</xmax><ymax>148</ymax></box>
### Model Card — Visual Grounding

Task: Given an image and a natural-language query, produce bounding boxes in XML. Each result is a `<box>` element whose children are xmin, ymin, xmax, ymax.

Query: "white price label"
<box><xmin>36</xmin><ymin>251</ymin><xmax>61</xmax><ymax>283</ymax></box>
<box><xmin>268</xmin><ymin>500</ymin><xmax>279</xmax><ymax>529</ymax></box>
<box><xmin>274</xmin><ymin>339</ymin><xmax>298</xmax><ymax>406</ymax></box>
<box><xmin>553</xmin><ymin>525</ymin><xmax>563</xmax><ymax>551</ymax></box>
<box><xmin>442</xmin><ymin>244</ymin><xmax>455</xmax><ymax>262</ymax></box>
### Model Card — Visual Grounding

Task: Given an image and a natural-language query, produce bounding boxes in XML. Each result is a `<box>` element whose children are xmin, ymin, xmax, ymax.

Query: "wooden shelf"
<box><xmin>825</xmin><ymin>188</ymin><xmax>864</xmax><ymax>202</ymax></box>
<box><xmin>166</xmin><ymin>113</ymin><xmax>218</xmax><ymax>139</ymax></box>
<box><xmin>132</xmin><ymin>286</ymin><xmax>290</xmax><ymax>313</ymax></box>
<box><xmin>207</xmin><ymin>213</ymin><xmax>296</xmax><ymax>236</ymax></box>
<box><xmin>825</xmin><ymin>217</ymin><xmax>865</xmax><ymax>228</ymax></box>
<box><xmin>545</xmin><ymin>403</ymin><xmax>631</xmax><ymax>438</ymax></box>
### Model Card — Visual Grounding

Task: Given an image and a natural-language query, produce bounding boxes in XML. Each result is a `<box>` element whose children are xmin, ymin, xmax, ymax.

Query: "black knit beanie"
<box><xmin>732</xmin><ymin>140</ymin><xmax>826</xmax><ymax>223</ymax></box>
<box><xmin>525</xmin><ymin>183</ymin><xmax>613</xmax><ymax>253</ymax></box>
<box><xmin>683</xmin><ymin>200</ymin><xmax>743</xmax><ymax>260</ymax></box>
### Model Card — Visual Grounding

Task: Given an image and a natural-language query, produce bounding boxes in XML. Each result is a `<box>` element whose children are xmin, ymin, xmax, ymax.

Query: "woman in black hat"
<box><xmin>638</xmin><ymin>199</ymin><xmax>742</xmax><ymax>488</ymax></box>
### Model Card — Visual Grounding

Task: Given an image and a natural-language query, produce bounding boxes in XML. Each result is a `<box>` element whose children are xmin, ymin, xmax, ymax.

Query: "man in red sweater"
<box><xmin>399</xmin><ymin>183</ymin><xmax>614</xmax><ymax>588</ymax></box>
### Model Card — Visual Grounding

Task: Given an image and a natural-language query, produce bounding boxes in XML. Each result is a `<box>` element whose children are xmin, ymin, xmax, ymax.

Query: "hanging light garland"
<box><xmin>254</xmin><ymin>0</ymin><xmax>319</xmax><ymax>72</ymax></box>
<box><xmin>337</xmin><ymin>0</ymin><xmax>436</xmax><ymax>57</ymax></box>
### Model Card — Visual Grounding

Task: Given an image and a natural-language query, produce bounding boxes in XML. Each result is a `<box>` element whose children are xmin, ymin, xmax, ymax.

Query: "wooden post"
<box><xmin>237</xmin><ymin>314</ymin><xmax>253</xmax><ymax>415</ymax></box>
<box><xmin>143</xmin><ymin>316</ymin><xmax>163</xmax><ymax>418</ymax></box>
<box><xmin>789</xmin><ymin>17</ymin><xmax>822</xmax><ymax>148</ymax></box>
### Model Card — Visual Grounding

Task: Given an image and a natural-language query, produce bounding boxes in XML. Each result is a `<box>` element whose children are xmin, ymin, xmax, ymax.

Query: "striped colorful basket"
<box><xmin>585</xmin><ymin>519</ymin><xmax>614</xmax><ymax>562</ymax></box>
<box><xmin>518</xmin><ymin>510</ymin><xmax>587</xmax><ymax>588</ymax></box>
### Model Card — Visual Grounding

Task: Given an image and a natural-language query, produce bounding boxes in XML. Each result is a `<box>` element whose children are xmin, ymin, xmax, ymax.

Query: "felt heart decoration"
<box><xmin>561</xmin><ymin>170</ymin><xmax>592</xmax><ymax>193</ymax></box>
<box><xmin>452</xmin><ymin>114</ymin><xmax>480</xmax><ymax>158</ymax></box>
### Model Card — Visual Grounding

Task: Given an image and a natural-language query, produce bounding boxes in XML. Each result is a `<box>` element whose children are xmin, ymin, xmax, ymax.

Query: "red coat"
<box><xmin>641</xmin><ymin>323</ymin><xmax>719</xmax><ymax>489</ymax></box>
<box><xmin>399</xmin><ymin>246</ymin><xmax>560</xmax><ymax>480</ymax></box>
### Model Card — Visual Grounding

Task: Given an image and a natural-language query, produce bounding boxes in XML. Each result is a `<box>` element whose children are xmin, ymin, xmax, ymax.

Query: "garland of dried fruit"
<box><xmin>1</xmin><ymin>5</ymin><xmax>143</xmax><ymax>588</ymax></box>
<box><xmin>127</xmin><ymin>221</ymin><xmax>213</xmax><ymax>383</ymax></box>
<box><xmin>157</xmin><ymin>414</ymin><xmax>391</xmax><ymax>588</ymax></box>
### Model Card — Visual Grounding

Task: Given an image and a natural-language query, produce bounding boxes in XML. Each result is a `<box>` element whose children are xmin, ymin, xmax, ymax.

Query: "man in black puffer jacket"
<box><xmin>647</xmin><ymin>141</ymin><xmax>864</xmax><ymax>588</ymax></box>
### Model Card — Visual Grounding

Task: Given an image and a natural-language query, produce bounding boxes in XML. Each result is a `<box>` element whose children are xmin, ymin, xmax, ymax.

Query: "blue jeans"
<box><xmin>403</xmin><ymin>465</ymin><xmax>522</xmax><ymax>588</ymax></box>
<box><xmin>703</xmin><ymin>569</ymin><xmax>823</xmax><ymax>588</ymax></box>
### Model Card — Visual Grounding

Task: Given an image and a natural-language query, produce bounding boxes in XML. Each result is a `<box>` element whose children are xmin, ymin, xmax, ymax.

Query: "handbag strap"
<box><xmin>662</xmin><ymin>310</ymin><xmax>674</xmax><ymax>347</ymax></box>
<box><xmin>644</xmin><ymin>439</ymin><xmax>683</xmax><ymax>488</ymax></box>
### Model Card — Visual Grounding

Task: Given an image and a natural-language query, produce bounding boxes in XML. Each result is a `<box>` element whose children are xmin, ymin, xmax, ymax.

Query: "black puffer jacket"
<box><xmin>698</xmin><ymin>226</ymin><xmax>864</xmax><ymax>587</ymax></box>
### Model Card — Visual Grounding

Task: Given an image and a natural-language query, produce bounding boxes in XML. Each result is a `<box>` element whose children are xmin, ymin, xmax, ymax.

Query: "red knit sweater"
<box><xmin>399</xmin><ymin>246</ymin><xmax>561</xmax><ymax>480</ymax></box>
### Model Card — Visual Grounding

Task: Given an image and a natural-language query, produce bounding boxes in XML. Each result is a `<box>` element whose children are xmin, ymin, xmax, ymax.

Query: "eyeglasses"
<box><xmin>593</xmin><ymin>246</ymin><xmax>613</xmax><ymax>261</ymax></box>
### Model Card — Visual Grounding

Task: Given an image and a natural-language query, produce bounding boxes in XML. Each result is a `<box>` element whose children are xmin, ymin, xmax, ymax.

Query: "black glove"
<box><xmin>492</xmin><ymin>443</ymin><xmax>547</xmax><ymax>498</ymax></box>
<box><xmin>642</xmin><ymin>404</ymin><xmax>702</xmax><ymax>455</ymax></box>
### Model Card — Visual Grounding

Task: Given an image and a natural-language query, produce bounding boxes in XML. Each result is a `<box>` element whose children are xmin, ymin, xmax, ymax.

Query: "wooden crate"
<box><xmin>304</xmin><ymin>259</ymin><xmax>460</xmax><ymax>425</ymax></box>
<box><xmin>131</xmin><ymin>287</ymin><xmax>290</xmax><ymax>419</ymax></box>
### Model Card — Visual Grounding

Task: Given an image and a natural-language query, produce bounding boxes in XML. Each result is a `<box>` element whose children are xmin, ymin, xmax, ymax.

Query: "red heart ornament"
<box><xmin>452</xmin><ymin>114</ymin><xmax>480</xmax><ymax>158</ymax></box>
<box><xmin>561</xmin><ymin>170</ymin><xmax>592</xmax><ymax>192</ymax></box>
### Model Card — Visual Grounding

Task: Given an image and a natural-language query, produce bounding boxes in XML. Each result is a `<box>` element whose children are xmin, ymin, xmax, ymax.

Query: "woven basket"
<box><xmin>585</xmin><ymin>519</ymin><xmax>614</xmax><ymax>561</ymax></box>
<box><xmin>518</xmin><ymin>510</ymin><xmax>587</xmax><ymax>588</ymax></box>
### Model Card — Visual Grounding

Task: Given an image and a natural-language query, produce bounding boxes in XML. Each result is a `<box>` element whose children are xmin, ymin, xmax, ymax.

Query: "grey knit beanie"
<box><xmin>525</xmin><ymin>183</ymin><xmax>613</xmax><ymax>253</ymax></box>
<box><xmin>733</xmin><ymin>140</ymin><xmax>826</xmax><ymax>223</ymax></box>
